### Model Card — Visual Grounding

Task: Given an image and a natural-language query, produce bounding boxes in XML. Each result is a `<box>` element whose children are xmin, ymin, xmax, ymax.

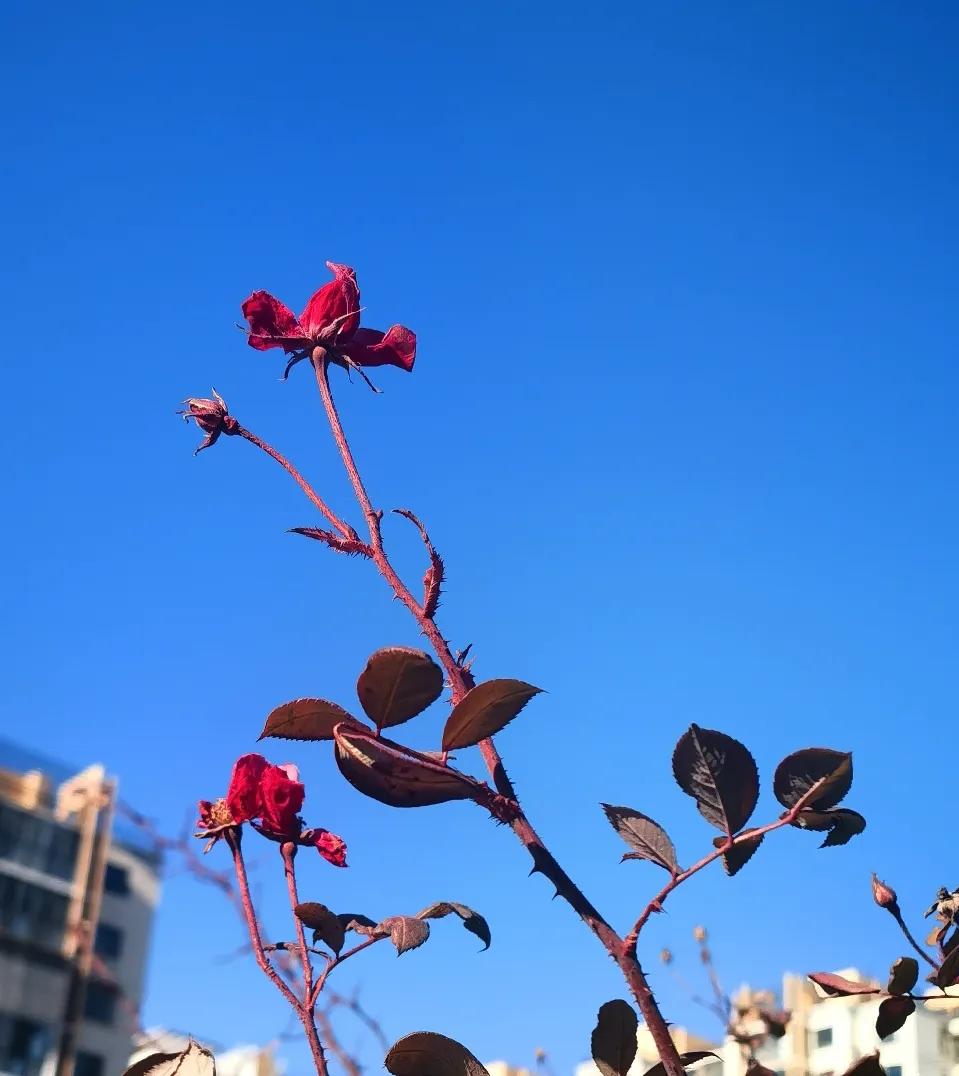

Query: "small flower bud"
<box><xmin>660</xmin><ymin>948</ymin><xmax>673</xmax><ymax>965</ymax></box>
<box><xmin>178</xmin><ymin>389</ymin><xmax>239</xmax><ymax>454</ymax></box>
<box><xmin>693</xmin><ymin>925</ymin><xmax>707</xmax><ymax>942</ymax></box>
<box><xmin>871</xmin><ymin>872</ymin><xmax>900</xmax><ymax>914</ymax></box>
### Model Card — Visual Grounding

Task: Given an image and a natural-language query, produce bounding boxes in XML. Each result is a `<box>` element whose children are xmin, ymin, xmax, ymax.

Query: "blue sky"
<box><xmin>2</xmin><ymin>2</ymin><xmax>957</xmax><ymax>1074</ymax></box>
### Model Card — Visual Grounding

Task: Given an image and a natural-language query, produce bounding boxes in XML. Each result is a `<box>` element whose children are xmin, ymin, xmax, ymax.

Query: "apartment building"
<box><xmin>0</xmin><ymin>740</ymin><xmax>160</xmax><ymax>1076</ymax></box>
<box><xmin>574</xmin><ymin>969</ymin><xmax>959</xmax><ymax>1076</ymax></box>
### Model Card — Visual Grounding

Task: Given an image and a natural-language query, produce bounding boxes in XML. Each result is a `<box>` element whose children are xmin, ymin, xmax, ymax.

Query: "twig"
<box><xmin>308</xmin><ymin>349</ymin><xmax>687</xmax><ymax>1076</ymax></box>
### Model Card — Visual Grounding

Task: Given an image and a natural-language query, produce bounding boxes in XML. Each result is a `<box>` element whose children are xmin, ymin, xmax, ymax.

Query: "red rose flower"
<box><xmin>258</xmin><ymin>763</ymin><xmax>305</xmax><ymax>836</ymax></box>
<box><xmin>197</xmin><ymin>753</ymin><xmax>346</xmax><ymax>866</ymax></box>
<box><xmin>225</xmin><ymin>754</ymin><xmax>269</xmax><ymax>824</ymax></box>
<box><xmin>241</xmin><ymin>262</ymin><xmax>416</xmax><ymax>380</ymax></box>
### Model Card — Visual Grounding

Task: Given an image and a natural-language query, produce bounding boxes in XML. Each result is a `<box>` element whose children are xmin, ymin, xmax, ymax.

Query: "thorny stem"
<box><xmin>309</xmin><ymin>350</ymin><xmax>687</xmax><ymax>1075</ymax></box>
<box><xmin>891</xmin><ymin>909</ymin><xmax>939</xmax><ymax>970</ymax></box>
<box><xmin>624</xmin><ymin>783</ymin><xmax>855</xmax><ymax>955</ymax></box>
<box><xmin>310</xmin><ymin>936</ymin><xmax>384</xmax><ymax>1009</ymax></box>
<box><xmin>226</xmin><ymin>830</ymin><xmax>301</xmax><ymax>1011</ymax></box>
<box><xmin>236</xmin><ymin>425</ymin><xmax>353</xmax><ymax>541</ymax></box>
<box><xmin>281</xmin><ymin>844</ymin><xmax>315</xmax><ymax>1004</ymax></box>
<box><xmin>227</xmin><ymin>831</ymin><xmax>329</xmax><ymax>1076</ymax></box>
<box><xmin>314</xmin><ymin>1008</ymin><xmax>362</xmax><ymax>1076</ymax></box>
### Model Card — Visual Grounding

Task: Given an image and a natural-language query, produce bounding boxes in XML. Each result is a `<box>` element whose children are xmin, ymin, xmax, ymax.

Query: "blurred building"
<box><xmin>573</xmin><ymin>969</ymin><xmax>959</xmax><ymax>1076</ymax></box>
<box><xmin>0</xmin><ymin>739</ymin><xmax>161</xmax><ymax>1076</ymax></box>
<box><xmin>722</xmin><ymin>968</ymin><xmax>959</xmax><ymax>1076</ymax></box>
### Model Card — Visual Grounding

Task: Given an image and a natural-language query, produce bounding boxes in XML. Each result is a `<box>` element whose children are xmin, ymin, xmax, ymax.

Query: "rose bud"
<box><xmin>178</xmin><ymin>389</ymin><xmax>239</xmax><ymax>454</ymax></box>
<box><xmin>871</xmin><ymin>872</ymin><xmax>900</xmax><ymax>915</ymax></box>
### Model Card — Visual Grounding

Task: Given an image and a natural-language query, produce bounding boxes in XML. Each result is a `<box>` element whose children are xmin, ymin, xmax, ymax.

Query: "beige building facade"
<box><xmin>0</xmin><ymin>741</ymin><xmax>160</xmax><ymax>1076</ymax></box>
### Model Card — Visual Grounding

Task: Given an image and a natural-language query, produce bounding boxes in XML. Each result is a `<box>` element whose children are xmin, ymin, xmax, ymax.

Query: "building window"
<box><xmin>83</xmin><ymin>980</ymin><xmax>116</xmax><ymax>1025</ymax></box>
<box><xmin>0</xmin><ymin>872</ymin><xmax>70</xmax><ymax>950</ymax></box>
<box><xmin>0</xmin><ymin>1011</ymin><xmax>52</xmax><ymax>1076</ymax></box>
<box><xmin>814</xmin><ymin>1027</ymin><xmax>833</xmax><ymax>1048</ymax></box>
<box><xmin>0</xmin><ymin>802</ymin><xmax>79</xmax><ymax>880</ymax></box>
<box><xmin>103</xmin><ymin>863</ymin><xmax>129</xmax><ymax>896</ymax></box>
<box><xmin>94</xmin><ymin>922</ymin><xmax>123</xmax><ymax>960</ymax></box>
<box><xmin>75</xmin><ymin>1051</ymin><xmax>105</xmax><ymax>1076</ymax></box>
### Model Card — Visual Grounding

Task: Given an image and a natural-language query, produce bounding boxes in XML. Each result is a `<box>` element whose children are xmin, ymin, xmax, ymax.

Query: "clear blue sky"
<box><xmin>2</xmin><ymin>2</ymin><xmax>957</xmax><ymax>1074</ymax></box>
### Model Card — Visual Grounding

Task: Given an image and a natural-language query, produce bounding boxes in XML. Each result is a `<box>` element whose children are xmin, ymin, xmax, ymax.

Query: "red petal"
<box><xmin>339</xmin><ymin>325</ymin><xmax>416</xmax><ymax>371</ymax></box>
<box><xmin>241</xmin><ymin>291</ymin><xmax>303</xmax><ymax>352</ymax></box>
<box><xmin>300</xmin><ymin>263</ymin><xmax>360</xmax><ymax>342</ymax></box>
<box><xmin>312</xmin><ymin>829</ymin><xmax>348</xmax><ymax>867</ymax></box>
<box><xmin>226</xmin><ymin>754</ymin><xmax>269</xmax><ymax>823</ymax></box>
<box><xmin>258</xmin><ymin>764</ymin><xmax>305</xmax><ymax>836</ymax></box>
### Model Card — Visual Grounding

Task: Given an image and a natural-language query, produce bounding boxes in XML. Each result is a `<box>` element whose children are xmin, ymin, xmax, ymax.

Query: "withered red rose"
<box><xmin>241</xmin><ymin>262</ymin><xmax>416</xmax><ymax>379</ymax></box>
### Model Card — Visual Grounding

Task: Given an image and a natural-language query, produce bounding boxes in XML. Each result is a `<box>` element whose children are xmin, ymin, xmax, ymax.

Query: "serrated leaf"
<box><xmin>123</xmin><ymin>1043</ymin><xmax>216</xmax><ymax>1076</ymax></box>
<box><xmin>793</xmin><ymin>807</ymin><xmax>866</xmax><ymax>847</ymax></box>
<box><xmin>936</xmin><ymin>945</ymin><xmax>959</xmax><ymax>988</ymax></box>
<box><xmin>441</xmin><ymin>679</ymin><xmax>543</xmax><ymax>751</ymax></box>
<box><xmin>713</xmin><ymin>832</ymin><xmax>764</xmax><ymax>877</ymax></box>
<box><xmin>809</xmin><ymin>972</ymin><xmax>880</xmax><ymax>997</ymax></box>
<box><xmin>334</xmin><ymin>725</ymin><xmax>478</xmax><ymax>808</ymax></box>
<box><xmin>672</xmin><ymin>725</ymin><xmax>759</xmax><ymax>837</ymax></box>
<box><xmin>876</xmin><ymin>995</ymin><xmax>914</xmax><ymax>1039</ymax></box>
<box><xmin>356</xmin><ymin>647</ymin><xmax>444</xmax><ymax>729</ymax></box>
<box><xmin>773</xmin><ymin>748</ymin><xmax>852</xmax><ymax>811</ymax></box>
<box><xmin>259</xmin><ymin>698</ymin><xmax>366</xmax><ymax>742</ymax></box>
<box><xmin>378</xmin><ymin>915</ymin><xmax>430</xmax><ymax>955</ymax></box>
<box><xmin>602</xmin><ymin>805</ymin><xmax>678</xmax><ymax>873</ymax></box>
<box><xmin>385</xmin><ymin>1033</ymin><xmax>489</xmax><ymax>1076</ymax></box>
<box><xmin>294</xmin><ymin>902</ymin><xmax>345</xmax><ymax>955</ymax></box>
<box><xmin>337</xmin><ymin>913</ymin><xmax>378</xmax><ymax>936</ymax></box>
<box><xmin>590</xmin><ymin>1000</ymin><xmax>638</xmax><ymax>1076</ymax></box>
<box><xmin>887</xmin><ymin>957</ymin><xmax>919</xmax><ymax>995</ymax></box>
<box><xmin>842</xmin><ymin>1054</ymin><xmax>885</xmax><ymax>1076</ymax></box>
<box><xmin>416</xmin><ymin>901</ymin><xmax>491</xmax><ymax>950</ymax></box>
<box><xmin>644</xmin><ymin>1051</ymin><xmax>719</xmax><ymax>1075</ymax></box>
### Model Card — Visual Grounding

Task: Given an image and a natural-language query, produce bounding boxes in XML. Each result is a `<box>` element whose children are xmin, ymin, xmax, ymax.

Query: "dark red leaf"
<box><xmin>356</xmin><ymin>647</ymin><xmax>444</xmax><ymax>729</ymax></box>
<box><xmin>590</xmin><ymin>1000</ymin><xmax>638</xmax><ymax>1076</ymax></box>
<box><xmin>602</xmin><ymin>805</ymin><xmax>678</xmax><ymax>874</ymax></box>
<box><xmin>415</xmin><ymin>901</ymin><xmax>491</xmax><ymax>950</ymax></box>
<box><xmin>442</xmin><ymin>679</ymin><xmax>543</xmax><ymax>751</ymax></box>
<box><xmin>333</xmin><ymin>725</ymin><xmax>479</xmax><ymax>808</ymax></box>
<box><xmin>713</xmin><ymin>832</ymin><xmax>764</xmax><ymax>877</ymax></box>
<box><xmin>385</xmin><ymin>1033</ymin><xmax>489</xmax><ymax>1076</ymax></box>
<box><xmin>259</xmin><ymin>698</ymin><xmax>366</xmax><ymax>742</ymax></box>
<box><xmin>377</xmin><ymin>915</ymin><xmax>430</xmax><ymax>955</ymax></box>
<box><xmin>773</xmin><ymin>748</ymin><xmax>852</xmax><ymax>811</ymax></box>
<box><xmin>672</xmin><ymin>725</ymin><xmax>759</xmax><ymax>837</ymax></box>
<box><xmin>887</xmin><ymin>957</ymin><xmax>919</xmax><ymax>995</ymax></box>
<box><xmin>876</xmin><ymin>995</ymin><xmax>914</xmax><ymax>1039</ymax></box>
<box><xmin>294</xmin><ymin>902</ymin><xmax>346</xmax><ymax>955</ymax></box>
<box><xmin>809</xmin><ymin>972</ymin><xmax>880</xmax><ymax>997</ymax></box>
<box><xmin>793</xmin><ymin>807</ymin><xmax>866</xmax><ymax>847</ymax></box>
<box><xmin>936</xmin><ymin>945</ymin><xmax>959</xmax><ymax>988</ymax></box>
